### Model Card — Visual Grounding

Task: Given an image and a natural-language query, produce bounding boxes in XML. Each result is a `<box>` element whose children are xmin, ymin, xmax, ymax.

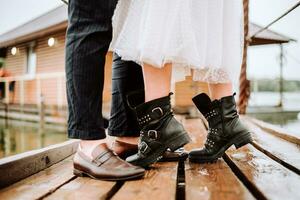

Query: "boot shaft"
<box><xmin>192</xmin><ymin>93</ymin><xmax>242</xmax><ymax>136</ymax></box>
<box><xmin>127</xmin><ymin>92</ymin><xmax>173</xmax><ymax>128</ymax></box>
<box><xmin>192</xmin><ymin>93</ymin><xmax>238</xmax><ymax>121</ymax></box>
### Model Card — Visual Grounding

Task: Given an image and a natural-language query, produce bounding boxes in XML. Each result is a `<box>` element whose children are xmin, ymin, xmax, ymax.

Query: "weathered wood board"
<box><xmin>245</xmin><ymin>119</ymin><xmax>300</xmax><ymax>174</ymax></box>
<box><xmin>225</xmin><ymin>145</ymin><xmax>300</xmax><ymax>200</ymax></box>
<box><xmin>0</xmin><ymin>157</ymin><xmax>75</xmax><ymax>200</ymax></box>
<box><xmin>112</xmin><ymin>162</ymin><xmax>178</xmax><ymax>200</ymax></box>
<box><xmin>0</xmin><ymin>140</ymin><xmax>79</xmax><ymax>188</ymax></box>
<box><xmin>45</xmin><ymin>177</ymin><xmax>116</xmax><ymax>200</ymax></box>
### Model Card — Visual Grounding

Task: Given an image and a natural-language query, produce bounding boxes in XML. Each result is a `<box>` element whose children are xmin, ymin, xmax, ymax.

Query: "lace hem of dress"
<box><xmin>114</xmin><ymin>48</ymin><xmax>234</xmax><ymax>84</ymax></box>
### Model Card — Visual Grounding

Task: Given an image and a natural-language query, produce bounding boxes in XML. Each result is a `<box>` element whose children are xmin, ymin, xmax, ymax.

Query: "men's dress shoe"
<box><xmin>113</xmin><ymin>140</ymin><xmax>188</xmax><ymax>161</ymax></box>
<box><xmin>126</xmin><ymin>93</ymin><xmax>191</xmax><ymax>167</ymax></box>
<box><xmin>73</xmin><ymin>146</ymin><xmax>145</xmax><ymax>181</ymax></box>
<box><xmin>189</xmin><ymin>93</ymin><xmax>253</xmax><ymax>163</ymax></box>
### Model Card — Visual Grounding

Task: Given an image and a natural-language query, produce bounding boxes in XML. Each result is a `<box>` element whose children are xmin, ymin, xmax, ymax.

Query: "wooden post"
<box><xmin>20</xmin><ymin>80</ymin><xmax>25</xmax><ymax>113</ymax></box>
<box><xmin>278</xmin><ymin>44</ymin><xmax>284</xmax><ymax>107</ymax></box>
<box><xmin>36</xmin><ymin>78</ymin><xmax>45</xmax><ymax>130</ymax></box>
<box><xmin>4</xmin><ymin>102</ymin><xmax>8</xmax><ymax>128</ymax></box>
<box><xmin>238</xmin><ymin>0</ymin><xmax>251</xmax><ymax>114</ymax></box>
<box><xmin>3</xmin><ymin>128</ymin><xmax>11</xmax><ymax>156</ymax></box>
<box><xmin>39</xmin><ymin>94</ymin><xmax>45</xmax><ymax>130</ymax></box>
<box><xmin>4</xmin><ymin>80</ymin><xmax>9</xmax><ymax>127</ymax></box>
<box><xmin>4</xmin><ymin>80</ymin><xmax>9</xmax><ymax>104</ymax></box>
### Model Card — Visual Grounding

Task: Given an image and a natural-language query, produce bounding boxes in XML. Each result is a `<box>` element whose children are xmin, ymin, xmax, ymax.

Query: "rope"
<box><xmin>238</xmin><ymin>0</ymin><xmax>251</xmax><ymax>114</ymax></box>
<box><xmin>251</xmin><ymin>1</ymin><xmax>300</xmax><ymax>39</ymax></box>
<box><xmin>61</xmin><ymin>0</ymin><xmax>68</xmax><ymax>5</ymax></box>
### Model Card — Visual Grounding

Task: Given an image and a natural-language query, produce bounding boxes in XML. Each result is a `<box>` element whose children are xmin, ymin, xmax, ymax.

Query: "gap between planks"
<box><xmin>244</xmin><ymin>119</ymin><xmax>300</xmax><ymax>175</ymax></box>
<box><xmin>224</xmin><ymin>144</ymin><xmax>300</xmax><ymax>200</ymax></box>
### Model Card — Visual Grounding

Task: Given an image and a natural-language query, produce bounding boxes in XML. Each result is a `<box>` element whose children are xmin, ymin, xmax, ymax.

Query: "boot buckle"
<box><xmin>152</xmin><ymin>107</ymin><xmax>164</xmax><ymax>116</ymax></box>
<box><xmin>139</xmin><ymin>141</ymin><xmax>150</xmax><ymax>154</ymax></box>
<box><xmin>147</xmin><ymin>130</ymin><xmax>158</xmax><ymax>140</ymax></box>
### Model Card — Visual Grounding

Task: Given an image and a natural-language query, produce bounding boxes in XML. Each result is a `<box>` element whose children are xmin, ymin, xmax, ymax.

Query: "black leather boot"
<box><xmin>126</xmin><ymin>93</ymin><xmax>191</xmax><ymax>167</ymax></box>
<box><xmin>189</xmin><ymin>93</ymin><xmax>253</xmax><ymax>163</ymax></box>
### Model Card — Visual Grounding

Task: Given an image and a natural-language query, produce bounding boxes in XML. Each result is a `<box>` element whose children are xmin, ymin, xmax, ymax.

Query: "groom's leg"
<box><xmin>66</xmin><ymin>0</ymin><xmax>117</xmax><ymax>140</ymax></box>
<box><xmin>108</xmin><ymin>53</ymin><xmax>145</xmax><ymax>138</ymax></box>
<box><xmin>65</xmin><ymin>0</ymin><xmax>145</xmax><ymax>180</ymax></box>
<box><xmin>108</xmin><ymin>53</ymin><xmax>144</xmax><ymax>158</ymax></box>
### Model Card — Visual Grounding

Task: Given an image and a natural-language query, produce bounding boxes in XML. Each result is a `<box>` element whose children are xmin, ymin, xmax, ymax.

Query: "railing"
<box><xmin>0</xmin><ymin>72</ymin><xmax>65</xmax><ymax>108</ymax></box>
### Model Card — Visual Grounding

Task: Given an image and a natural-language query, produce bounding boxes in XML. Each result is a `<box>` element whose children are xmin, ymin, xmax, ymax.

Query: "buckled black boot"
<box><xmin>126</xmin><ymin>93</ymin><xmax>191</xmax><ymax>167</ymax></box>
<box><xmin>189</xmin><ymin>93</ymin><xmax>253</xmax><ymax>163</ymax></box>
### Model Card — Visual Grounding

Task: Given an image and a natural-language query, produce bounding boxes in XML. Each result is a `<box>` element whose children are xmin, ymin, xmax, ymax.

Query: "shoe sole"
<box><xmin>159</xmin><ymin>149</ymin><xmax>189</xmax><ymax>162</ymax></box>
<box><xmin>130</xmin><ymin>132</ymin><xmax>191</xmax><ymax>167</ymax></box>
<box><xmin>189</xmin><ymin>132</ymin><xmax>253</xmax><ymax>163</ymax></box>
<box><xmin>73</xmin><ymin>168</ymin><xmax>145</xmax><ymax>181</ymax></box>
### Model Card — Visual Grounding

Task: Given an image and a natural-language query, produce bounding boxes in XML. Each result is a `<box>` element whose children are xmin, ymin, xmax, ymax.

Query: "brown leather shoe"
<box><xmin>113</xmin><ymin>140</ymin><xmax>188</xmax><ymax>162</ymax></box>
<box><xmin>73</xmin><ymin>146</ymin><xmax>145</xmax><ymax>181</ymax></box>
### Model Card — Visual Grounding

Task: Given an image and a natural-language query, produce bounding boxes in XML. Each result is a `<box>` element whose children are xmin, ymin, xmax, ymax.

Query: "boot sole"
<box><xmin>159</xmin><ymin>150</ymin><xmax>189</xmax><ymax>162</ymax></box>
<box><xmin>73</xmin><ymin>168</ymin><xmax>145</xmax><ymax>181</ymax></box>
<box><xmin>189</xmin><ymin>132</ymin><xmax>253</xmax><ymax>163</ymax></box>
<box><xmin>131</xmin><ymin>132</ymin><xmax>191</xmax><ymax>167</ymax></box>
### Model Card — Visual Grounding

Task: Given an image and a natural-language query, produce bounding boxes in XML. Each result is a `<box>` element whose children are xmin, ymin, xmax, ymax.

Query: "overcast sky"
<box><xmin>0</xmin><ymin>0</ymin><xmax>299</xmax><ymax>80</ymax></box>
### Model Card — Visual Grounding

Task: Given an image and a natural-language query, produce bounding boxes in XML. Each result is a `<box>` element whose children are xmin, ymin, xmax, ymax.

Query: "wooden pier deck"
<box><xmin>0</xmin><ymin>116</ymin><xmax>300</xmax><ymax>200</ymax></box>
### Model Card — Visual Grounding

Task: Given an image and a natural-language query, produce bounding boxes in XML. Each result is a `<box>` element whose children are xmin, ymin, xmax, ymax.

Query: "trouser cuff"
<box><xmin>68</xmin><ymin>128</ymin><xmax>106</xmax><ymax>140</ymax></box>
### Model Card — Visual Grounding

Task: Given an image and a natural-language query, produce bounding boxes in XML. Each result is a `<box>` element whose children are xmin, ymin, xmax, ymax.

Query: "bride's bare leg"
<box><xmin>142</xmin><ymin>63</ymin><xmax>172</xmax><ymax>101</ymax></box>
<box><xmin>208</xmin><ymin>83</ymin><xmax>233</xmax><ymax>100</ymax></box>
<box><xmin>126</xmin><ymin>62</ymin><xmax>191</xmax><ymax>166</ymax></box>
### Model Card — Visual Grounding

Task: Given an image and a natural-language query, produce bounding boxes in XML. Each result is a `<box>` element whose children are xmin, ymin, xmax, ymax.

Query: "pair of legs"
<box><xmin>142</xmin><ymin>63</ymin><xmax>233</xmax><ymax>109</ymax></box>
<box><xmin>65</xmin><ymin>0</ymin><xmax>232</xmax><ymax>157</ymax></box>
<box><xmin>108</xmin><ymin>55</ymin><xmax>233</xmax><ymax>149</ymax></box>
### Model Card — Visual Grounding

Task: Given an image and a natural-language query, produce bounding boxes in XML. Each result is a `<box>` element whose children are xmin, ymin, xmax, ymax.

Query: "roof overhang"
<box><xmin>0</xmin><ymin>5</ymin><xmax>68</xmax><ymax>48</ymax></box>
<box><xmin>249</xmin><ymin>23</ymin><xmax>296</xmax><ymax>46</ymax></box>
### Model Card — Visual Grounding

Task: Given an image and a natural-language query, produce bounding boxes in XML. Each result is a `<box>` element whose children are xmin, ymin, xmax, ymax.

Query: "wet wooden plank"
<box><xmin>245</xmin><ymin>119</ymin><xmax>300</xmax><ymax>174</ymax></box>
<box><xmin>185</xmin><ymin>160</ymin><xmax>255</xmax><ymax>200</ymax></box>
<box><xmin>112</xmin><ymin>162</ymin><xmax>178</xmax><ymax>200</ymax></box>
<box><xmin>246</xmin><ymin>116</ymin><xmax>300</xmax><ymax>145</ymax></box>
<box><xmin>44</xmin><ymin>177</ymin><xmax>116</xmax><ymax>200</ymax></box>
<box><xmin>0</xmin><ymin>140</ymin><xmax>78</xmax><ymax>188</ymax></box>
<box><xmin>0</xmin><ymin>156</ymin><xmax>75</xmax><ymax>200</ymax></box>
<box><xmin>225</xmin><ymin>145</ymin><xmax>300</xmax><ymax>200</ymax></box>
<box><xmin>184</xmin><ymin>119</ymin><xmax>255</xmax><ymax>200</ymax></box>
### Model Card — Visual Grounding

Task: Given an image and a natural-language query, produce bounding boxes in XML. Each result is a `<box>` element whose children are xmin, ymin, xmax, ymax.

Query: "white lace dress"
<box><xmin>110</xmin><ymin>0</ymin><xmax>244</xmax><ymax>83</ymax></box>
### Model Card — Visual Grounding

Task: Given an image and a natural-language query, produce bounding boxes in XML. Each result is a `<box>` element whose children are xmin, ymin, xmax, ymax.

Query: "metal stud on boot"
<box><xmin>126</xmin><ymin>93</ymin><xmax>191</xmax><ymax>167</ymax></box>
<box><xmin>189</xmin><ymin>93</ymin><xmax>253</xmax><ymax>163</ymax></box>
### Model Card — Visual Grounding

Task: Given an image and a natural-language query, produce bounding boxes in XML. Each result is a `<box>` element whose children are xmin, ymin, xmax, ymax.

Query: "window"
<box><xmin>26</xmin><ymin>42</ymin><xmax>36</xmax><ymax>75</ymax></box>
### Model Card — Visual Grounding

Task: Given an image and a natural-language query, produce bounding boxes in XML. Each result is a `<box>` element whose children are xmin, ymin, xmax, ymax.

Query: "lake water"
<box><xmin>0</xmin><ymin>120</ymin><xmax>67</xmax><ymax>159</ymax></box>
<box><xmin>248</xmin><ymin>91</ymin><xmax>300</xmax><ymax>136</ymax></box>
